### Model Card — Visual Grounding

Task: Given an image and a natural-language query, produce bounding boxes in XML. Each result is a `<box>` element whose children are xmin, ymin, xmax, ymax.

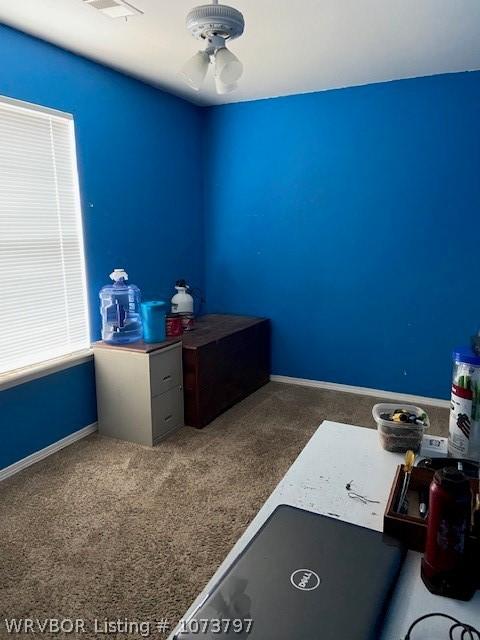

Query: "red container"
<box><xmin>421</xmin><ymin>467</ymin><xmax>475</xmax><ymax>600</ymax></box>
<box><xmin>166</xmin><ymin>314</ymin><xmax>183</xmax><ymax>337</ymax></box>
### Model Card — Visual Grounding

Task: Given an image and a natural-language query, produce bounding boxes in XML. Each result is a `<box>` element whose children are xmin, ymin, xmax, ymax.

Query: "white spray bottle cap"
<box><xmin>110</xmin><ymin>268</ymin><xmax>128</xmax><ymax>282</ymax></box>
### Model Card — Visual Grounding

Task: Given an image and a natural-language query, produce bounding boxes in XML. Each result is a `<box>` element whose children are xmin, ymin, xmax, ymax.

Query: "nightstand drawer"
<box><xmin>152</xmin><ymin>386</ymin><xmax>184</xmax><ymax>443</ymax></box>
<box><xmin>150</xmin><ymin>345</ymin><xmax>182</xmax><ymax>397</ymax></box>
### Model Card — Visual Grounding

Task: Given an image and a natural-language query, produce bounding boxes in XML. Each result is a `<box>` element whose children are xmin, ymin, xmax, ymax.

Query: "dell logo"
<box><xmin>290</xmin><ymin>568</ymin><xmax>321</xmax><ymax>591</ymax></box>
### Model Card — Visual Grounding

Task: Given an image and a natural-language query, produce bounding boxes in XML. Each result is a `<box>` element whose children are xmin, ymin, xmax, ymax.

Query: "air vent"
<box><xmin>83</xmin><ymin>0</ymin><xmax>143</xmax><ymax>18</ymax></box>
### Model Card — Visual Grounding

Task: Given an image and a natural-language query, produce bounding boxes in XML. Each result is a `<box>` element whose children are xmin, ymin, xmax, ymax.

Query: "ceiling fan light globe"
<box><xmin>215</xmin><ymin>47</ymin><xmax>243</xmax><ymax>85</ymax></box>
<box><xmin>178</xmin><ymin>50</ymin><xmax>210</xmax><ymax>90</ymax></box>
<box><xmin>215</xmin><ymin>76</ymin><xmax>238</xmax><ymax>95</ymax></box>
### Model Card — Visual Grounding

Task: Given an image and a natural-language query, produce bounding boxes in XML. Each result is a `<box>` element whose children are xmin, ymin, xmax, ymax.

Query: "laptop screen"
<box><xmin>175</xmin><ymin>505</ymin><xmax>405</xmax><ymax>639</ymax></box>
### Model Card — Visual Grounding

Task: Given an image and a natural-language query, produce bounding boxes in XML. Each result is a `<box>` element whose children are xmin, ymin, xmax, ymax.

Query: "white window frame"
<box><xmin>0</xmin><ymin>95</ymin><xmax>92</xmax><ymax>389</ymax></box>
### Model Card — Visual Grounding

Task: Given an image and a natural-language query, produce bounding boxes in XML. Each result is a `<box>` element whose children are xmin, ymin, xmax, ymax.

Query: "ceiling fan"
<box><xmin>179</xmin><ymin>0</ymin><xmax>245</xmax><ymax>95</ymax></box>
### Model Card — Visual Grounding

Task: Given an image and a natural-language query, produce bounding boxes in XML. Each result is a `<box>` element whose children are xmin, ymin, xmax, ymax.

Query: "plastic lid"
<box><xmin>433</xmin><ymin>467</ymin><xmax>470</xmax><ymax>494</ymax></box>
<box><xmin>452</xmin><ymin>346</ymin><xmax>480</xmax><ymax>366</ymax></box>
<box><xmin>110</xmin><ymin>269</ymin><xmax>128</xmax><ymax>282</ymax></box>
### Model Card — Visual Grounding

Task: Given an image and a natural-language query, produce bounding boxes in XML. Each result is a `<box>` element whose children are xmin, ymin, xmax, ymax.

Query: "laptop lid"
<box><xmin>175</xmin><ymin>505</ymin><xmax>405</xmax><ymax>640</ymax></box>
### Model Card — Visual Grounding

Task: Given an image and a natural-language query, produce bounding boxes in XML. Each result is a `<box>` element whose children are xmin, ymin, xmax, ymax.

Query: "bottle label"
<box><xmin>437</xmin><ymin>518</ymin><xmax>467</xmax><ymax>555</ymax></box>
<box><xmin>448</xmin><ymin>384</ymin><xmax>472</xmax><ymax>456</ymax></box>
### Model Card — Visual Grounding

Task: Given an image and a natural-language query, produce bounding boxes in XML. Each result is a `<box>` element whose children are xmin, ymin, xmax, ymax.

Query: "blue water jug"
<box><xmin>141</xmin><ymin>301</ymin><xmax>167</xmax><ymax>343</ymax></box>
<box><xmin>99</xmin><ymin>269</ymin><xmax>142</xmax><ymax>344</ymax></box>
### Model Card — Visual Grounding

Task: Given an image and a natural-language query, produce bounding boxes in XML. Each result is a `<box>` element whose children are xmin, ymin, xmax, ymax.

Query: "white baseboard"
<box><xmin>0</xmin><ymin>422</ymin><xmax>98</xmax><ymax>482</ymax></box>
<box><xmin>270</xmin><ymin>375</ymin><xmax>450</xmax><ymax>409</ymax></box>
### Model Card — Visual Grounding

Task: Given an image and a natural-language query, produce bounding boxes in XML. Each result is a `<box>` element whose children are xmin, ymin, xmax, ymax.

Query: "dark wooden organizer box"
<box><xmin>384</xmin><ymin>465</ymin><xmax>479</xmax><ymax>552</ymax></box>
<box><xmin>385</xmin><ymin>466</ymin><xmax>433</xmax><ymax>552</ymax></box>
<box><xmin>384</xmin><ymin>465</ymin><xmax>480</xmax><ymax>588</ymax></box>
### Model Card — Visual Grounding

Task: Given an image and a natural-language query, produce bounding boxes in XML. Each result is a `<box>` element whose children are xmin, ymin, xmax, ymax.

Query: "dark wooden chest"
<box><xmin>181</xmin><ymin>314</ymin><xmax>271</xmax><ymax>428</ymax></box>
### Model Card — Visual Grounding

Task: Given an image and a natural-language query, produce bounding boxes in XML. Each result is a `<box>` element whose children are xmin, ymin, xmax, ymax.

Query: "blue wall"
<box><xmin>0</xmin><ymin>25</ymin><xmax>203</xmax><ymax>468</ymax></box>
<box><xmin>0</xmin><ymin>363</ymin><xmax>97</xmax><ymax>469</ymax></box>
<box><xmin>2</xmin><ymin>22</ymin><xmax>480</xmax><ymax>470</ymax></box>
<box><xmin>204</xmin><ymin>72</ymin><xmax>480</xmax><ymax>399</ymax></box>
<box><xmin>0</xmin><ymin>25</ymin><xmax>204</xmax><ymax>334</ymax></box>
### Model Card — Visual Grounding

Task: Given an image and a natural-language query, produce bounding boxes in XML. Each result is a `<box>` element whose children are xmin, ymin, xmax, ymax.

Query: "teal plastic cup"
<box><xmin>141</xmin><ymin>301</ymin><xmax>167</xmax><ymax>343</ymax></box>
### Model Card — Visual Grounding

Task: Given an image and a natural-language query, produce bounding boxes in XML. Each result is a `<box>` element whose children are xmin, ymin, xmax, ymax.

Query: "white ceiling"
<box><xmin>1</xmin><ymin>0</ymin><xmax>479</xmax><ymax>106</ymax></box>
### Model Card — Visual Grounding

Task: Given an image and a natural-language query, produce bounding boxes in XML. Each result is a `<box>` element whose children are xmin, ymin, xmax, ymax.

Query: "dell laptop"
<box><xmin>175</xmin><ymin>505</ymin><xmax>405</xmax><ymax>639</ymax></box>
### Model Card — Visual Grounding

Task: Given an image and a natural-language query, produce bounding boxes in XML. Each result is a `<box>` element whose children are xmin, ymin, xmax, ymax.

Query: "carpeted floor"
<box><xmin>0</xmin><ymin>382</ymin><xmax>448</xmax><ymax>639</ymax></box>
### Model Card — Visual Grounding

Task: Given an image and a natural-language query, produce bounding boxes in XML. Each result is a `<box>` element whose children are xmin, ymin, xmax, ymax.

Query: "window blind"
<box><xmin>0</xmin><ymin>96</ymin><xmax>90</xmax><ymax>375</ymax></box>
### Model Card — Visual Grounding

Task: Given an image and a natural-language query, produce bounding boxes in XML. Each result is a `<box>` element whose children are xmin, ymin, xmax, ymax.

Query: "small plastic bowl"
<box><xmin>372</xmin><ymin>403</ymin><xmax>429</xmax><ymax>453</ymax></box>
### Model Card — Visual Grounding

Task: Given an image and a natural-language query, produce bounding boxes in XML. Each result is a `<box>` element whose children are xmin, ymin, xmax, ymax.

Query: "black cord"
<box><xmin>405</xmin><ymin>613</ymin><xmax>480</xmax><ymax>639</ymax></box>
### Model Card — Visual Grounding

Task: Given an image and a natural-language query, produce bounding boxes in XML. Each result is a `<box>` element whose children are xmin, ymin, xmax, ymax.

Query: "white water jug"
<box><xmin>171</xmin><ymin>279</ymin><xmax>194</xmax><ymax>314</ymax></box>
